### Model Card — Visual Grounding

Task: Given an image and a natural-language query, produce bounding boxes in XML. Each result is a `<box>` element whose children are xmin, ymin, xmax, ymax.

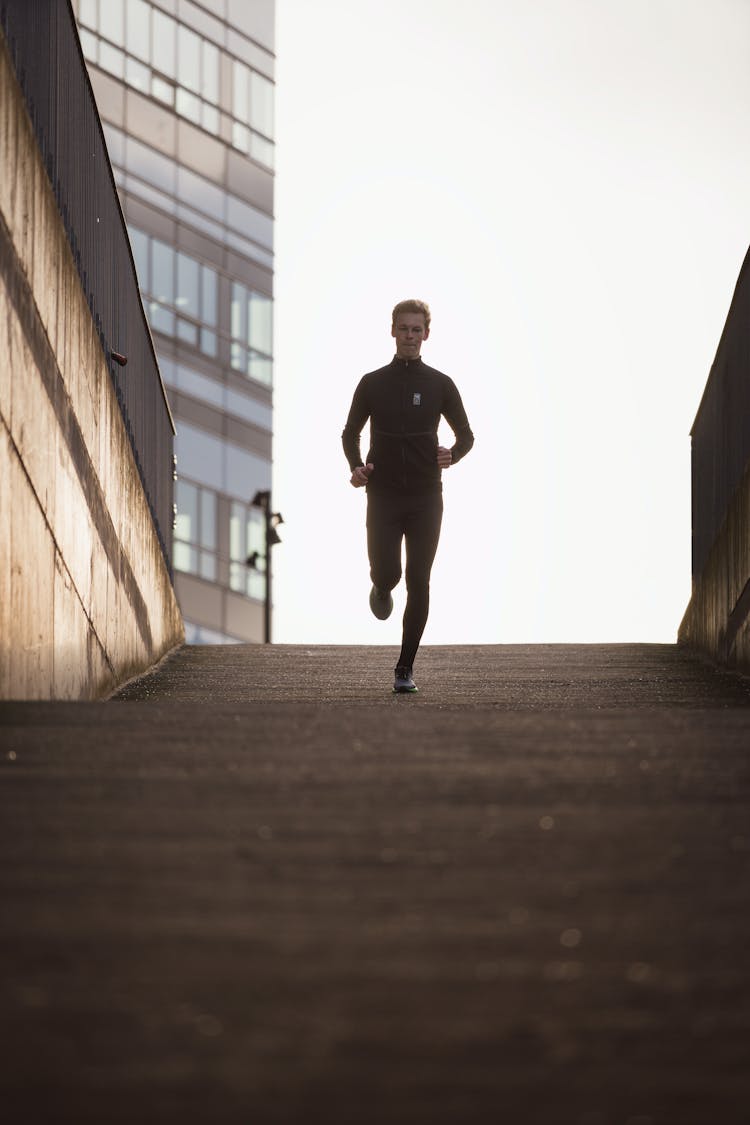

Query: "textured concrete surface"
<box><xmin>1</xmin><ymin>643</ymin><xmax>750</xmax><ymax>1124</ymax></box>
<box><xmin>0</xmin><ymin>30</ymin><xmax>182</xmax><ymax>701</ymax></box>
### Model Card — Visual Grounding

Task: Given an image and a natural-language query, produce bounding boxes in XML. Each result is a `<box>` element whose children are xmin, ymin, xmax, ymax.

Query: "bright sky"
<box><xmin>271</xmin><ymin>0</ymin><xmax>750</xmax><ymax>646</ymax></box>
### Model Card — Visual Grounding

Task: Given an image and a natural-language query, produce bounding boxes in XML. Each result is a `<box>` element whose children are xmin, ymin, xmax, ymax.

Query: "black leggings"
<box><xmin>366</xmin><ymin>490</ymin><xmax>443</xmax><ymax>669</ymax></box>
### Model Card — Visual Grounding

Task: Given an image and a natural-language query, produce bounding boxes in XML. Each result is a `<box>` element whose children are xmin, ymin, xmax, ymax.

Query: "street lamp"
<box><xmin>247</xmin><ymin>489</ymin><xmax>284</xmax><ymax>644</ymax></box>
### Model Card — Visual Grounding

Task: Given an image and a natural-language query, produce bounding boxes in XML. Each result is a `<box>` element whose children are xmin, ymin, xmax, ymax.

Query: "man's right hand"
<box><xmin>350</xmin><ymin>463</ymin><xmax>374</xmax><ymax>487</ymax></box>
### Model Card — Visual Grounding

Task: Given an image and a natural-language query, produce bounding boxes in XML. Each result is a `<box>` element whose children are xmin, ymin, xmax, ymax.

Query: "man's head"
<box><xmin>391</xmin><ymin>299</ymin><xmax>431</xmax><ymax>359</ymax></box>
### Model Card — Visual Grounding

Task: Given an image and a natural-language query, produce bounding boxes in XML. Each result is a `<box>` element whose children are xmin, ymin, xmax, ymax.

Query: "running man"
<box><xmin>342</xmin><ymin>299</ymin><xmax>474</xmax><ymax>693</ymax></box>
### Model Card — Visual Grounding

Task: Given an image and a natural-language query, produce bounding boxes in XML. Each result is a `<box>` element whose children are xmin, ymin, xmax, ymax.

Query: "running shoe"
<box><xmin>369</xmin><ymin>585</ymin><xmax>393</xmax><ymax>620</ymax></box>
<box><xmin>393</xmin><ymin>665</ymin><xmax>418</xmax><ymax>693</ymax></box>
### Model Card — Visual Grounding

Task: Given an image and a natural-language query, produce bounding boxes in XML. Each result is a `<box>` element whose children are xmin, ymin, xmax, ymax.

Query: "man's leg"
<box><xmin>397</xmin><ymin>492</ymin><xmax>443</xmax><ymax>670</ymax></box>
<box><xmin>366</xmin><ymin>491</ymin><xmax>404</xmax><ymax>595</ymax></box>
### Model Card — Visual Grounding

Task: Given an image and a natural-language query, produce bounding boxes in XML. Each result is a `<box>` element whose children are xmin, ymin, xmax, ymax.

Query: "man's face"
<box><xmin>392</xmin><ymin>312</ymin><xmax>429</xmax><ymax>358</ymax></box>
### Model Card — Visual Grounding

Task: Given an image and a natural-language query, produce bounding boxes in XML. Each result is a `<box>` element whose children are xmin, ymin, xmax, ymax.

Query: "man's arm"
<box><xmin>441</xmin><ymin>376</ymin><xmax>474</xmax><ymax>467</ymax></box>
<box><xmin>342</xmin><ymin>377</ymin><xmax>373</xmax><ymax>487</ymax></box>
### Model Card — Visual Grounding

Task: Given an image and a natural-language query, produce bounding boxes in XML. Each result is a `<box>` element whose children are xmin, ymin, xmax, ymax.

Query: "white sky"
<box><xmin>271</xmin><ymin>0</ymin><xmax>750</xmax><ymax>646</ymax></box>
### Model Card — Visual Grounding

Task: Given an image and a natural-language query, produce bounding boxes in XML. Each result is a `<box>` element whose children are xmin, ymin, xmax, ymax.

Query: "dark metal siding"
<box><xmin>689</xmin><ymin>245</ymin><xmax>750</xmax><ymax>581</ymax></box>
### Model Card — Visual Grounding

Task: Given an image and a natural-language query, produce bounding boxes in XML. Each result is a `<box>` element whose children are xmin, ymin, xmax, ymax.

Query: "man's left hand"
<box><xmin>437</xmin><ymin>446</ymin><xmax>452</xmax><ymax>468</ymax></box>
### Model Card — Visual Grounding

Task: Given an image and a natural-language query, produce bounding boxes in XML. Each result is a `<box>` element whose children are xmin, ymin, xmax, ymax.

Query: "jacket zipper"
<box><xmin>401</xmin><ymin>363</ymin><xmax>407</xmax><ymax>488</ymax></box>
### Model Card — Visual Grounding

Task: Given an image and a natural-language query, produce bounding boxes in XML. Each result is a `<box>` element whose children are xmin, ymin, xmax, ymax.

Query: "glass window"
<box><xmin>151</xmin><ymin>75</ymin><xmax>175</xmax><ymax>106</ymax></box>
<box><xmin>128</xmin><ymin>226</ymin><xmax>149</xmax><ymax>286</ymax></box>
<box><xmin>159</xmin><ymin>356</ymin><xmax>177</xmax><ymax>386</ymax></box>
<box><xmin>125</xmin><ymin>56</ymin><xmax>150</xmax><ymax>94</ymax></box>
<box><xmin>152</xmin><ymin>9</ymin><xmax>176</xmax><ymax>79</ymax></box>
<box><xmin>230</xmin><ymin>282</ymin><xmax>245</xmax><ymax>343</ymax></box>
<box><xmin>250</xmin><ymin>72</ymin><xmax>274</xmax><ymax>138</ymax></box>
<box><xmin>177</xmin><ymin>24</ymin><xmax>201</xmax><ymax>94</ymax></box>
<box><xmin>249</xmin><ymin>354</ymin><xmax>272</xmax><ymax>385</ymax></box>
<box><xmin>176</xmin><ymin>318</ymin><xmax>198</xmax><ymax>347</ymax></box>
<box><xmin>250</xmin><ymin>134</ymin><xmax>274</xmax><ymax>170</ymax></box>
<box><xmin>176</xmin><ymin>252</ymin><xmax>199</xmax><ymax>318</ymax></box>
<box><xmin>231</xmin><ymin>121</ymin><xmax>250</xmax><ymax>156</ymax></box>
<box><xmin>180</xmin><ymin>1</ymin><xmax>223</xmax><ymax>46</ymax></box>
<box><xmin>202</xmin><ymin>41</ymin><xmax>219</xmax><ymax>105</ymax></box>
<box><xmin>99</xmin><ymin>41</ymin><xmax>125</xmax><ymax>79</ymax></box>
<box><xmin>126</xmin><ymin>137</ymin><xmax>175</xmax><ymax>194</ymax></box>
<box><xmin>176</xmin><ymin>203</ymin><xmax>224</xmax><ymax>242</ymax></box>
<box><xmin>232</xmin><ymin>233</ymin><xmax>274</xmax><ymax>271</ymax></box>
<box><xmin>200</xmin><ymin>490</ymin><xmax>216</xmax><ymax>549</ymax></box>
<box><xmin>175</xmin><ymin>88</ymin><xmax>202</xmax><ymax>126</ymax></box>
<box><xmin>233</xmin><ymin>62</ymin><xmax>249</xmax><ymax>125</ymax></box>
<box><xmin>202</xmin><ymin>266</ymin><xmax>217</xmax><ymax>326</ymax></box>
<box><xmin>226</xmin><ymin>445</ymin><xmax>269</xmax><ymax>502</ymax></box>
<box><xmin>200</xmin><ymin>328</ymin><xmax>217</xmax><ymax>357</ymax></box>
<box><xmin>199</xmin><ymin>552</ymin><xmax>216</xmax><ymax>581</ymax></box>
<box><xmin>229</xmin><ymin>508</ymin><xmax>249</xmax><ymax>598</ymax></box>
<box><xmin>229</xmin><ymin>503</ymin><xmax>264</xmax><ymax>599</ymax></box>
<box><xmin>173</xmin><ymin>480</ymin><xmax>218</xmax><ymax>579</ymax></box>
<box><xmin>226</xmin><ymin>195</ymin><xmax>273</xmax><ymax>249</ymax></box>
<box><xmin>230</xmin><ymin>502</ymin><xmax>244</xmax><ymax>568</ymax></box>
<box><xmin>79</xmin><ymin>0</ymin><xmax>97</xmax><ymax>30</ymax></box>
<box><xmin>79</xmin><ymin>28</ymin><xmax>98</xmax><ymax>63</ymax></box>
<box><xmin>173</xmin><ymin>541</ymin><xmax>197</xmax><ymax>574</ymax></box>
<box><xmin>148</xmin><ymin>302</ymin><xmax>175</xmax><ymax>336</ymax></box>
<box><xmin>230</xmin><ymin>341</ymin><xmax>246</xmax><ymax>374</ymax></box>
<box><xmin>177</xmin><ymin>167</ymin><xmax>224</xmax><ymax>221</ymax></box>
<box><xmin>249</xmin><ymin>292</ymin><xmax>272</xmax><ymax>354</ymax></box>
<box><xmin>230</xmin><ymin>283</ymin><xmax>272</xmax><ymax>382</ymax></box>
<box><xmin>126</xmin><ymin>0</ymin><xmax>150</xmax><ymax>61</ymax></box>
<box><xmin>175</xmin><ymin>480</ymin><xmax>198</xmax><ymax>543</ymax></box>
<box><xmin>202</xmin><ymin>104</ymin><xmax>220</xmax><ymax>135</ymax></box>
<box><xmin>226</xmin><ymin>388</ymin><xmax>273</xmax><ymax>432</ymax></box>
<box><xmin>125</xmin><ymin>175</ymin><xmax>177</xmax><ymax>216</ymax></box>
<box><xmin>175</xmin><ymin>423</ymin><xmax>223</xmax><ymax>491</ymax></box>
<box><xmin>151</xmin><ymin>239</ymin><xmax>174</xmax><ymax>303</ymax></box>
<box><xmin>103</xmin><ymin>122</ymin><xmax>124</xmax><ymax>167</ymax></box>
<box><xmin>175</xmin><ymin>363</ymin><xmax>223</xmax><ymax>408</ymax></box>
<box><xmin>247</xmin><ymin>509</ymin><xmax>264</xmax><ymax>557</ymax></box>
<box><xmin>99</xmin><ymin>0</ymin><xmax>124</xmax><ymax>44</ymax></box>
<box><xmin>228</xmin><ymin>561</ymin><xmax>244</xmax><ymax>594</ymax></box>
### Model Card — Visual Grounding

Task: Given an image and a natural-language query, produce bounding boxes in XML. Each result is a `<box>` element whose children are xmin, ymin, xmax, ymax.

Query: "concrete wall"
<box><xmin>0</xmin><ymin>32</ymin><xmax>183</xmax><ymax>699</ymax></box>
<box><xmin>678</xmin><ymin>461</ymin><xmax>750</xmax><ymax>674</ymax></box>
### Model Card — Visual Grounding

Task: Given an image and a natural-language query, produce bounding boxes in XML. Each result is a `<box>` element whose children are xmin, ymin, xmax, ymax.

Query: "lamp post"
<box><xmin>247</xmin><ymin>489</ymin><xmax>283</xmax><ymax>644</ymax></box>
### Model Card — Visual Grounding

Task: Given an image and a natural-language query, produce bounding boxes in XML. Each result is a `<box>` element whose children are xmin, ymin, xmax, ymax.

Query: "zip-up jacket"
<box><xmin>342</xmin><ymin>356</ymin><xmax>474</xmax><ymax>493</ymax></box>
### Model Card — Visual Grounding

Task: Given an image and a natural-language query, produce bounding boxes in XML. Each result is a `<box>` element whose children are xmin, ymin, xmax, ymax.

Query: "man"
<box><xmin>342</xmin><ymin>299</ymin><xmax>474</xmax><ymax>693</ymax></box>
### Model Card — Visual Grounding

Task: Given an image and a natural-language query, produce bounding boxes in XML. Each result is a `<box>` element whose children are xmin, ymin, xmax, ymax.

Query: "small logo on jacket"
<box><xmin>412</xmin><ymin>393</ymin><xmax>421</xmax><ymax>406</ymax></box>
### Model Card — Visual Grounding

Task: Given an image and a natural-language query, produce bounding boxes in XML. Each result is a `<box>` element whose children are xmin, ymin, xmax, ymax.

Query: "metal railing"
<box><xmin>689</xmin><ymin>243</ymin><xmax>750</xmax><ymax>581</ymax></box>
<box><xmin>0</xmin><ymin>0</ymin><xmax>175</xmax><ymax>575</ymax></box>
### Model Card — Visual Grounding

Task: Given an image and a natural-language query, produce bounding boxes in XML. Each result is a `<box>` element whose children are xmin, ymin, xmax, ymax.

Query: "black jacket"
<box><xmin>342</xmin><ymin>356</ymin><xmax>474</xmax><ymax>493</ymax></box>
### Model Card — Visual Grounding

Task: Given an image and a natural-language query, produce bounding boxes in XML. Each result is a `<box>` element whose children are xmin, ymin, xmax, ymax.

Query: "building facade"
<box><xmin>73</xmin><ymin>0</ymin><xmax>275</xmax><ymax>643</ymax></box>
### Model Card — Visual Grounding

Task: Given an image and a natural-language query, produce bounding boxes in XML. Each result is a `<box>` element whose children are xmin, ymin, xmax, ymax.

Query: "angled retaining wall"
<box><xmin>0</xmin><ymin>30</ymin><xmax>183</xmax><ymax>699</ymax></box>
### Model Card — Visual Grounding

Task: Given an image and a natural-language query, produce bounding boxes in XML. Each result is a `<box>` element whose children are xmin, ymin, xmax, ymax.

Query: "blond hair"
<box><xmin>392</xmin><ymin>299</ymin><xmax>431</xmax><ymax>330</ymax></box>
